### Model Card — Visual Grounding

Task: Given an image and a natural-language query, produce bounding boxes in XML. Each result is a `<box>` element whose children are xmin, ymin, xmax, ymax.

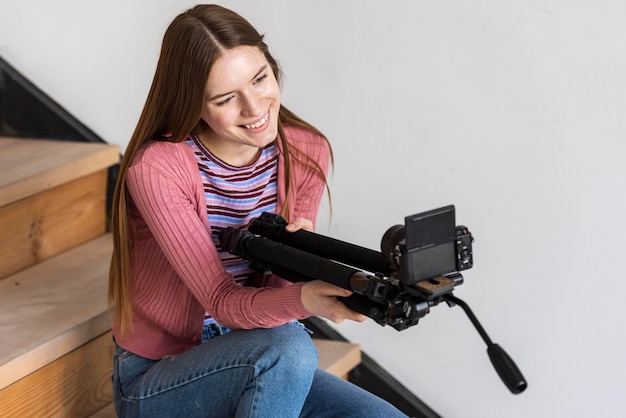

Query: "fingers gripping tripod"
<box><xmin>219</xmin><ymin>206</ymin><xmax>527</xmax><ymax>394</ymax></box>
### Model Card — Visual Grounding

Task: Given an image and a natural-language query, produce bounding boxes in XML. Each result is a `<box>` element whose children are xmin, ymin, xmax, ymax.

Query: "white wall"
<box><xmin>2</xmin><ymin>1</ymin><xmax>625</xmax><ymax>417</ymax></box>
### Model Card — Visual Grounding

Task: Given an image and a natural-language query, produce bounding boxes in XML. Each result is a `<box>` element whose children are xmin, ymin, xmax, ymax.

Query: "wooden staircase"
<box><xmin>0</xmin><ymin>137</ymin><xmax>360</xmax><ymax>418</ymax></box>
<box><xmin>0</xmin><ymin>137</ymin><xmax>119</xmax><ymax>417</ymax></box>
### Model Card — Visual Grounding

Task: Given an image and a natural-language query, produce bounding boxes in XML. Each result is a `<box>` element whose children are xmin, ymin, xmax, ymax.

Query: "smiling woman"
<box><xmin>106</xmin><ymin>3</ymin><xmax>407</xmax><ymax>418</ymax></box>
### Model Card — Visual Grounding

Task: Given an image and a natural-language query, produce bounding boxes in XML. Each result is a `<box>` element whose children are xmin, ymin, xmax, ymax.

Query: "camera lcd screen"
<box><xmin>401</xmin><ymin>205</ymin><xmax>457</xmax><ymax>285</ymax></box>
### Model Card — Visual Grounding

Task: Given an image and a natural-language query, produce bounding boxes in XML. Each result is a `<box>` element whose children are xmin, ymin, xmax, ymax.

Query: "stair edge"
<box><xmin>0</xmin><ymin>138</ymin><xmax>119</xmax><ymax>207</ymax></box>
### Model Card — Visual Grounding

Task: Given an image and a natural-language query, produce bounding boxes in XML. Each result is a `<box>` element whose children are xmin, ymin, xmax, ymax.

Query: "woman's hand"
<box><xmin>300</xmin><ymin>280</ymin><xmax>367</xmax><ymax>324</ymax></box>
<box><xmin>285</xmin><ymin>217</ymin><xmax>314</xmax><ymax>233</ymax></box>
<box><xmin>285</xmin><ymin>217</ymin><xmax>367</xmax><ymax>324</ymax></box>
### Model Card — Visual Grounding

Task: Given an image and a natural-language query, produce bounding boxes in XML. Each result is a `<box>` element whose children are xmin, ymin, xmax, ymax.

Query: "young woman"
<box><xmin>108</xmin><ymin>4</ymin><xmax>407</xmax><ymax>417</ymax></box>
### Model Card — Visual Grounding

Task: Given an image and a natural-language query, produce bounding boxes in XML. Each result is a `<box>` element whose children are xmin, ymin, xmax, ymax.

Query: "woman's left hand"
<box><xmin>285</xmin><ymin>217</ymin><xmax>314</xmax><ymax>233</ymax></box>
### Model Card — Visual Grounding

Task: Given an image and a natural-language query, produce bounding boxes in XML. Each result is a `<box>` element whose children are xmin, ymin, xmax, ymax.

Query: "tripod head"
<box><xmin>219</xmin><ymin>205</ymin><xmax>527</xmax><ymax>394</ymax></box>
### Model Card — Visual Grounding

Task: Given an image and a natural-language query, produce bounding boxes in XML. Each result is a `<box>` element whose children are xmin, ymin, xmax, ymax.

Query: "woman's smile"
<box><xmin>242</xmin><ymin>111</ymin><xmax>270</xmax><ymax>130</ymax></box>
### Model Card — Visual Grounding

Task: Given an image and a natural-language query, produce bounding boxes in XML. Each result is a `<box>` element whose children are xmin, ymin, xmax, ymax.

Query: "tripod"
<box><xmin>219</xmin><ymin>211</ymin><xmax>527</xmax><ymax>394</ymax></box>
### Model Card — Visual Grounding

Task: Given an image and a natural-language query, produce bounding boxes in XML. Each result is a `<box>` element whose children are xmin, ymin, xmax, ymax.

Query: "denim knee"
<box><xmin>287</xmin><ymin>322</ymin><xmax>318</xmax><ymax>366</ymax></box>
<box><xmin>261</xmin><ymin>322</ymin><xmax>318</xmax><ymax>376</ymax></box>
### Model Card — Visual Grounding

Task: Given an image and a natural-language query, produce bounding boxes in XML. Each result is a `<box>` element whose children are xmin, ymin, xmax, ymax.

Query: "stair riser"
<box><xmin>0</xmin><ymin>170</ymin><xmax>108</xmax><ymax>280</ymax></box>
<box><xmin>0</xmin><ymin>332</ymin><xmax>114</xmax><ymax>418</ymax></box>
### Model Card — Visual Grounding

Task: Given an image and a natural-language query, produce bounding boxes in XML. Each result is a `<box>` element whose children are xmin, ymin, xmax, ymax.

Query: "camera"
<box><xmin>381</xmin><ymin>205</ymin><xmax>473</xmax><ymax>287</ymax></box>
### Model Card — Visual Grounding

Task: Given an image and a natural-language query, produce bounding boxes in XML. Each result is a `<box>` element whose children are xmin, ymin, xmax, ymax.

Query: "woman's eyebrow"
<box><xmin>207</xmin><ymin>64</ymin><xmax>268</xmax><ymax>101</ymax></box>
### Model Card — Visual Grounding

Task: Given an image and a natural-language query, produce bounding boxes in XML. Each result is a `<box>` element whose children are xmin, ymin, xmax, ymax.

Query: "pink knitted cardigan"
<box><xmin>113</xmin><ymin>126</ymin><xmax>330</xmax><ymax>359</ymax></box>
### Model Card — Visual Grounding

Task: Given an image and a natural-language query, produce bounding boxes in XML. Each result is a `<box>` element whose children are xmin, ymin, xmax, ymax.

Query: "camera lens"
<box><xmin>381</xmin><ymin>224</ymin><xmax>405</xmax><ymax>268</ymax></box>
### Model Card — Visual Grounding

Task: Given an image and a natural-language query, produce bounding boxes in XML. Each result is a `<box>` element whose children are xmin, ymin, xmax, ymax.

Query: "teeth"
<box><xmin>244</xmin><ymin>113</ymin><xmax>268</xmax><ymax>129</ymax></box>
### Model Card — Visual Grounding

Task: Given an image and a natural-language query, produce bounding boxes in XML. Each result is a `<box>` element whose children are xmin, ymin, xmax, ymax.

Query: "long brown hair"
<box><xmin>109</xmin><ymin>4</ymin><xmax>333</xmax><ymax>333</ymax></box>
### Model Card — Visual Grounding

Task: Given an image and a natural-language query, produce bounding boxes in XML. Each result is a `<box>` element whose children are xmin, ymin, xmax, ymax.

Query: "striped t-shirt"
<box><xmin>186</xmin><ymin>136</ymin><xmax>279</xmax><ymax>285</ymax></box>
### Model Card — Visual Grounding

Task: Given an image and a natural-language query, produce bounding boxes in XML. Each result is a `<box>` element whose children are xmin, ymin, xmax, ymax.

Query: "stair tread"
<box><xmin>0</xmin><ymin>233</ymin><xmax>113</xmax><ymax>390</ymax></box>
<box><xmin>313</xmin><ymin>338</ymin><xmax>361</xmax><ymax>377</ymax></box>
<box><xmin>0</xmin><ymin>137</ymin><xmax>119</xmax><ymax>207</ymax></box>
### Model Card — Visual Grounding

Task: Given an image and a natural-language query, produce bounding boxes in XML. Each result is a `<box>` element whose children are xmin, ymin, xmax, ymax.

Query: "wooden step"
<box><xmin>0</xmin><ymin>137</ymin><xmax>119</xmax><ymax>279</ymax></box>
<box><xmin>0</xmin><ymin>331</ymin><xmax>115</xmax><ymax>418</ymax></box>
<box><xmin>313</xmin><ymin>338</ymin><xmax>361</xmax><ymax>379</ymax></box>
<box><xmin>88</xmin><ymin>403</ymin><xmax>117</xmax><ymax>418</ymax></box>
<box><xmin>0</xmin><ymin>137</ymin><xmax>119</xmax><ymax>207</ymax></box>
<box><xmin>87</xmin><ymin>339</ymin><xmax>361</xmax><ymax>418</ymax></box>
<box><xmin>0</xmin><ymin>170</ymin><xmax>110</xmax><ymax>279</ymax></box>
<box><xmin>0</xmin><ymin>233</ymin><xmax>113</xmax><ymax>392</ymax></box>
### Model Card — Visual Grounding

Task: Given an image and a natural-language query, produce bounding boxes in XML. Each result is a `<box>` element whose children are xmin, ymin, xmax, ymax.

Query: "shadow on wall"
<box><xmin>0</xmin><ymin>55</ymin><xmax>104</xmax><ymax>143</ymax></box>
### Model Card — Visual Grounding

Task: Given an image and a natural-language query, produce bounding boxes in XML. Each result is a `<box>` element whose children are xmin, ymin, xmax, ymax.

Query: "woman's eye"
<box><xmin>216</xmin><ymin>95</ymin><xmax>234</xmax><ymax>106</ymax></box>
<box><xmin>254</xmin><ymin>74</ymin><xmax>268</xmax><ymax>84</ymax></box>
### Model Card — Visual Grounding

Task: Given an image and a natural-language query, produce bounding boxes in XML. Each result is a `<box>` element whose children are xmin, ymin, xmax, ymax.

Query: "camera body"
<box><xmin>382</xmin><ymin>205</ymin><xmax>473</xmax><ymax>287</ymax></box>
<box><xmin>455</xmin><ymin>225</ymin><xmax>474</xmax><ymax>271</ymax></box>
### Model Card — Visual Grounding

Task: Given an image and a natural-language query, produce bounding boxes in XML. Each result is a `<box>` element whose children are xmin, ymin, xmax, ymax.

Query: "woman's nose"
<box><xmin>241</xmin><ymin>91</ymin><xmax>262</xmax><ymax>116</ymax></box>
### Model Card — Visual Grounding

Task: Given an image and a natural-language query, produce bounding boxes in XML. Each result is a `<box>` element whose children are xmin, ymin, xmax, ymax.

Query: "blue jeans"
<box><xmin>113</xmin><ymin>322</ymin><xmax>407</xmax><ymax>417</ymax></box>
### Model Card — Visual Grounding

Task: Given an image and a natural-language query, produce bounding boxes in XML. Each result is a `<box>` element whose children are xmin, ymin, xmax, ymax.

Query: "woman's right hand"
<box><xmin>300</xmin><ymin>280</ymin><xmax>367</xmax><ymax>324</ymax></box>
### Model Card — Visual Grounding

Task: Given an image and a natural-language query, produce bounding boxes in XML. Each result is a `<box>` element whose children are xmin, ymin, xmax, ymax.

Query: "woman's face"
<box><xmin>200</xmin><ymin>45</ymin><xmax>281</xmax><ymax>166</ymax></box>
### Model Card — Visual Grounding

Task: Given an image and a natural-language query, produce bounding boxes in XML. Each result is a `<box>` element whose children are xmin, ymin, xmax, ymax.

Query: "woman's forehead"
<box><xmin>205</xmin><ymin>46</ymin><xmax>269</xmax><ymax>93</ymax></box>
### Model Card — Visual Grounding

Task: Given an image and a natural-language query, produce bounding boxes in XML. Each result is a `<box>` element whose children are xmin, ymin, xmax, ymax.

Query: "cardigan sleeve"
<box><xmin>126</xmin><ymin>142</ymin><xmax>311</xmax><ymax>331</ymax></box>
